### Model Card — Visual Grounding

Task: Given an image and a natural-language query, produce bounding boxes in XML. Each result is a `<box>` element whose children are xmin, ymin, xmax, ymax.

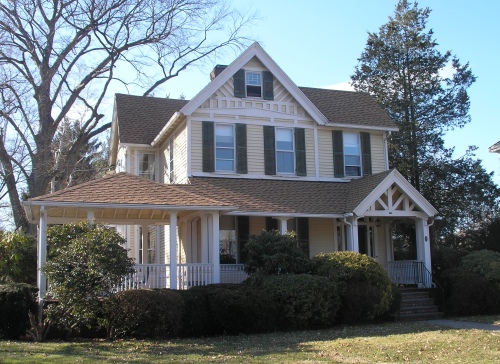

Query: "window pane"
<box><xmin>216</xmin><ymin>159</ymin><xmax>234</xmax><ymax>171</ymax></box>
<box><xmin>343</xmin><ymin>133</ymin><xmax>359</xmax><ymax>145</ymax></box>
<box><xmin>345</xmin><ymin>155</ymin><xmax>361</xmax><ymax>165</ymax></box>
<box><xmin>246</xmin><ymin>72</ymin><xmax>261</xmax><ymax>85</ymax></box>
<box><xmin>344</xmin><ymin>145</ymin><xmax>360</xmax><ymax>155</ymax></box>
<box><xmin>277</xmin><ymin>151</ymin><xmax>294</xmax><ymax>173</ymax></box>
<box><xmin>216</xmin><ymin>148</ymin><xmax>234</xmax><ymax>159</ymax></box>
<box><xmin>138</xmin><ymin>153</ymin><xmax>155</xmax><ymax>180</ymax></box>
<box><xmin>345</xmin><ymin>166</ymin><xmax>361</xmax><ymax>176</ymax></box>
<box><xmin>276</xmin><ymin>128</ymin><xmax>293</xmax><ymax>151</ymax></box>
<box><xmin>246</xmin><ymin>85</ymin><xmax>261</xmax><ymax>97</ymax></box>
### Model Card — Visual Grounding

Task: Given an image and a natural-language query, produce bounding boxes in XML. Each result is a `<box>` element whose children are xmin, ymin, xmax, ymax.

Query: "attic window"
<box><xmin>246</xmin><ymin>71</ymin><xmax>262</xmax><ymax>97</ymax></box>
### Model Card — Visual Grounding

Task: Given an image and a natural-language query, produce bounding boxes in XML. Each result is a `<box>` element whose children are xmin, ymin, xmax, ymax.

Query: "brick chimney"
<box><xmin>210</xmin><ymin>65</ymin><xmax>228</xmax><ymax>81</ymax></box>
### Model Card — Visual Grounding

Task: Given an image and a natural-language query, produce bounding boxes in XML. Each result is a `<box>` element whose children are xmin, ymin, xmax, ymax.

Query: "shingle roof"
<box><xmin>115</xmin><ymin>94</ymin><xmax>188</xmax><ymax>144</ymax></box>
<box><xmin>28</xmin><ymin>173</ymin><xmax>231</xmax><ymax>207</ymax></box>
<box><xmin>114</xmin><ymin>87</ymin><xmax>396</xmax><ymax>146</ymax></box>
<box><xmin>27</xmin><ymin>172</ymin><xmax>393</xmax><ymax>215</ymax></box>
<box><xmin>299</xmin><ymin>87</ymin><xmax>397</xmax><ymax>129</ymax></box>
<box><xmin>186</xmin><ymin>175</ymin><xmax>386</xmax><ymax>215</ymax></box>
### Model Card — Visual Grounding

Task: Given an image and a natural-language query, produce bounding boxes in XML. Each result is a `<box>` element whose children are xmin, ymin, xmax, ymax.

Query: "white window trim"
<box><xmin>214</xmin><ymin>123</ymin><xmax>235</xmax><ymax>173</ymax></box>
<box><xmin>343</xmin><ymin>132</ymin><xmax>362</xmax><ymax>177</ymax></box>
<box><xmin>136</xmin><ymin>150</ymin><xmax>158</xmax><ymax>181</ymax></box>
<box><xmin>245</xmin><ymin>71</ymin><xmax>262</xmax><ymax>98</ymax></box>
<box><xmin>168</xmin><ymin>138</ymin><xmax>175</xmax><ymax>183</ymax></box>
<box><xmin>275</xmin><ymin>127</ymin><xmax>295</xmax><ymax>175</ymax></box>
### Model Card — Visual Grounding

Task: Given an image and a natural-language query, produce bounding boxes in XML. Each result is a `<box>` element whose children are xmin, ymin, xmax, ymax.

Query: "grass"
<box><xmin>1</xmin><ymin>320</ymin><xmax>499</xmax><ymax>363</ymax></box>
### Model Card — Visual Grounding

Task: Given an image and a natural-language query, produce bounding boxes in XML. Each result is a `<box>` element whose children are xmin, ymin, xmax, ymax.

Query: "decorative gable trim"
<box><xmin>352</xmin><ymin>170</ymin><xmax>438</xmax><ymax>217</ymax></box>
<box><xmin>179</xmin><ymin>42</ymin><xmax>329</xmax><ymax>125</ymax></box>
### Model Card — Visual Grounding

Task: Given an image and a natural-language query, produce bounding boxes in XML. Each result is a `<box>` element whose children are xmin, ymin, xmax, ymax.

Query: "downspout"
<box><xmin>342</xmin><ymin>213</ymin><xmax>353</xmax><ymax>251</ymax></box>
<box><xmin>383</xmin><ymin>131</ymin><xmax>391</xmax><ymax>170</ymax></box>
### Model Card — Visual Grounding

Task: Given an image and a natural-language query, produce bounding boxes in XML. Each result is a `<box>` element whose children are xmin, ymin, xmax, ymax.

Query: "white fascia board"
<box><xmin>118</xmin><ymin>142</ymin><xmax>154</xmax><ymax>148</ymax></box>
<box><xmin>151</xmin><ymin>111</ymin><xmax>184</xmax><ymax>147</ymax></box>
<box><xmin>22</xmin><ymin>200</ymin><xmax>236</xmax><ymax>212</ymax></box>
<box><xmin>179</xmin><ymin>42</ymin><xmax>329</xmax><ymax>126</ymax></box>
<box><xmin>109</xmin><ymin>100</ymin><xmax>120</xmax><ymax>166</ymax></box>
<box><xmin>324</xmin><ymin>123</ymin><xmax>399</xmax><ymax>132</ymax></box>
<box><xmin>352</xmin><ymin>170</ymin><xmax>438</xmax><ymax>217</ymax></box>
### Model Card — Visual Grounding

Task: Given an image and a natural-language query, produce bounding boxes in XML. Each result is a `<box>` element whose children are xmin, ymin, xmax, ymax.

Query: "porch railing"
<box><xmin>221</xmin><ymin>264</ymin><xmax>247</xmax><ymax>284</ymax></box>
<box><xmin>387</xmin><ymin>260</ymin><xmax>433</xmax><ymax>288</ymax></box>
<box><xmin>116</xmin><ymin>263</ymin><xmax>247</xmax><ymax>291</ymax></box>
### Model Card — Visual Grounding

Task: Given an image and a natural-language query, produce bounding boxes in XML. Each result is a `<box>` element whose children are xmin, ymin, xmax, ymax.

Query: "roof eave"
<box><xmin>151</xmin><ymin>111</ymin><xmax>185</xmax><ymax>147</ymax></box>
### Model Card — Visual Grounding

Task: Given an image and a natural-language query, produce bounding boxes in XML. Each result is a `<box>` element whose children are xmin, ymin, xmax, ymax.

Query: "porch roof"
<box><xmin>23</xmin><ymin>173</ymin><xmax>235</xmax><ymax>224</ymax></box>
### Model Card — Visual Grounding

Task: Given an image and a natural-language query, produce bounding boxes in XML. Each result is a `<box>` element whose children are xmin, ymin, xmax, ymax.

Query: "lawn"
<box><xmin>1</xmin><ymin>320</ymin><xmax>499</xmax><ymax>363</ymax></box>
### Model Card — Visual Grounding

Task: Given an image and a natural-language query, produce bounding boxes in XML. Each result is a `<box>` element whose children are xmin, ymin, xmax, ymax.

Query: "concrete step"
<box><xmin>397</xmin><ymin>311</ymin><xmax>444</xmax><ymax>321</ymax></box>
<box><xmin>401</xmin><ymin>297</ymin><xmax>435</xmax><ymax>307</ymax></box>
<box><xmin>400</xmin><ymin>305</ymin><xmax>439</xmax><ymax>314</ymax></box>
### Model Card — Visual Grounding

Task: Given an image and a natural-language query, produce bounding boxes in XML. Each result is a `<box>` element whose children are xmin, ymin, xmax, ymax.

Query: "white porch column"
<box><xmin>352</xmin><ymin>218</ymin><xmax>359</xmax><ymax>253</ymax></box>
<box><xmin>211</xmin><ymin>212</ymin><xmax>220</xmax><ymax>284</ymax></box>
<box><xmin>86</xmin><ymin>210</ymin><xmax>94</xmax><ymax>223</ymax></box>
<box><xmin>37</xmin><ymin>206</ymin><xmax>47</xmax><ymax>299</ymax></box>
<box><xmin>141</xmin><ymin>224</ymin><xmax>148</xmax><ymax>265</ymax></box>
<box><xmin>201</xmin><ymin>214</ymin><xmax>209</xmax><ymax>263</ymax></box>
<box><xmin>169</xmin><ymin>212</ymin><xmax>178</xmax><ymax>290</ymax></box>
<box><xmin>415</xmin><ymin>218</ymin><xmax>431</xmax><ymax>272</ymax></box>
<box><xmin>385</xmin><ymin>222</ymin><xmax>394</xmax><ymax>262</ymax></box>
<box><xmin>345</xmin><ymin>217</ymin><xmax>359</xmax><ymax>252</ymax></box>
<box><xmin>277</xmin><ymin>218</ymin><xmax>289</xmax><ymax>234</ymax></box>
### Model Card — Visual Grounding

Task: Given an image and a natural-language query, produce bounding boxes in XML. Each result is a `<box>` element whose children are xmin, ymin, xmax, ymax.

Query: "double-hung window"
<box><xmin>245</xmin><ymin>71</ymin><xmax>262</xmax><ymax>98</ymax></box>
<box><xmin>276</xmin><ymin>128</ymin><xmax>294</xmax><ymax>174</ymax></box>
<box><xmin>215</xmin><ymin>124</ymin><xmax>235</xmax><ymax>171</ymax></box>
<box><xmin>138</xmin><ymin>152</ymin><xmax>156</xmax><ymax>180</ymax></box>
<box><xmin>343</xmin><ymin>132</ymin><xmax>361</xmax><ymax>177</ymax></box>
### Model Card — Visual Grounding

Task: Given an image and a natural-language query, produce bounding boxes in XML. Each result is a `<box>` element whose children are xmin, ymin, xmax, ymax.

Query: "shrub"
<box><xmin>244</xmin><ymin>230</ymin><xmax>311</xmax><ymax>275</ymax></box>
<box><xmin>0</xmin><ymin>283</ymin><xmax>37</xmax><ymax>339</ymax></box>
<box><xmin>106</xmin><ymin>289</ymin><xmax>184</xmax><ymax>339</ymax></box>
<box><xmin>431</xmin><ymin>246</ymin><xmax>469</xmax><ymax>281</ymax></box>
<box><xmin>177</xmin><ymin>288</ymin><xmax>215</xmax><ymax>337</ymax></box>
<box><xmin>461</xmin><ymin>250</ymin><xmax>500</xmax><ymax>291</ymax></box>
<box><xmin>312</xmin><ymin>252</ymin><xmax>393</xmax><ymax>323</ymax></box>
<box><xmin>248</xmin><ymin>274</ymin><xmax>340</xmax><ymax>330</ymax></box>
<box><xmin>43</xmin><ymin>222</ymin><xmax>135</xmax><ymax>333</ymax></box>
<box><xmin>440</xmin><ymin>267</ymin><xmax>500</xmax><ymax>316</ymax></box>
<box><xmin>187</xmin><ymin>284</ymin><xmax>277</xmax><ymax>335</ymax></box>
<box><xmin>0</xmin><ymin>231</ymin><xmax>37</xmax><ymax>285</ymax></box>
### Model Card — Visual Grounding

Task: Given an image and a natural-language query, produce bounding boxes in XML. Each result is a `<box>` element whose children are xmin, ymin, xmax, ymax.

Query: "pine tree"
<box><xmin>351</xmin><ymin>0</ymin><xmax>499</xmax><ymax>240</ymax></box>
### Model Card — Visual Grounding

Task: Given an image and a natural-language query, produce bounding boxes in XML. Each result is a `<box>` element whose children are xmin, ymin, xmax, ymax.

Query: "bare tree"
<box><xmin>0</xmin><ymin>0</ymin><xmax>254</xmax><ymax>231</ymax></box>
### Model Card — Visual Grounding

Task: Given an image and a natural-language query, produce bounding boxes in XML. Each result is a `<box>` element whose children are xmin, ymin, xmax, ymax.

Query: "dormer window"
<box><xmin>245</xmin><ymin>71</ymin><xmax>262</xmax><ymax>97</ymax></box>
<box><xmin>233</xmin><ymin>69</ymin><xmax>274</xmax><ymax>100</ymax></box>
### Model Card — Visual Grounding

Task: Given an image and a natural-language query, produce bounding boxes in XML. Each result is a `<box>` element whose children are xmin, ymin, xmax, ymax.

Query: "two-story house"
<box><xmin>24</xmin><ymin>43</ymin><xmax>438</xmax><ymax>296</ymax></box>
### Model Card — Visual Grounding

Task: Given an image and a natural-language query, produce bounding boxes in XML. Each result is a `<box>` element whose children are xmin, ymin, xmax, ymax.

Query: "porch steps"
<box><xmin>396</xmin><ymin>287</ymin><xmax>443</xmax><ymax>321</ymax></box>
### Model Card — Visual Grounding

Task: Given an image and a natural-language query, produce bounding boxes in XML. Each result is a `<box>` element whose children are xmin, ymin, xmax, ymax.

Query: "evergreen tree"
<box><xmin>351</xmin><ymin>0</ymin><xmax>499</xmax><ymax>240</ymax></box>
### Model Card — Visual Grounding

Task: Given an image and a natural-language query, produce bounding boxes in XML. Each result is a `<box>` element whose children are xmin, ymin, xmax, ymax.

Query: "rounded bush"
<box><xmin>0</xmin><ymin>283</ymin><xmax>37</xmax><ymax>339</ymax></box>
<box><xmin>440</xmin><ymin>267</ymin><xmax>500</xmax><ymax>316</ymax></box>
<box><xmin>312</xmin><ymin>252</ymin><xmax>393</xmax><ymax>323</ymax></box>
<box><xmin>461</xmin><ymin>250</ymin><xmax>500</xmax><ymax>291</ymax></box>
<box><xmin>189</xmin><ymin>284</ymin><xmax>277</xmax><ymax>335</ymax></box>
<box><xmin>177</xmin><ymin>288</ymin><xmax>215</xmax><ymax>337</ymax></box>
<box><xmin>106</xmin><ymin>289</ymin><xmax>184</xmax><ymax>339</ymax></box>
<box><xmin>244</xmin><ymin>230</ymin><xmax>311</xmax><ymax>275</ymax></box>
<box><xmin>249</xmin><ymin>274</ymin><xmax>340</xmax><ymax>330</ymax></box>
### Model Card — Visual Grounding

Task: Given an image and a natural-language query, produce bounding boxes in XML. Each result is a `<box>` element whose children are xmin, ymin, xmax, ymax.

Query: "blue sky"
<box><xmin>155</xmin><ymin>0</ymin><xmax>500</xmax><ymax>185</ymax></box>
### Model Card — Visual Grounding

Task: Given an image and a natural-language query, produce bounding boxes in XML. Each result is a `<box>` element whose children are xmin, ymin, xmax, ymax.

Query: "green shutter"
<box><xmin>333</xmin><ymin>130</ymin><xmax>344</xmax><ymax>178</ymax></box>
<box><xmin>237</xmin><ymin>216</ymin><xmax>250</xmax><ymax>263</ymax></box>
<box><xmin>297</xmin><ymin>217</ymin><xmax>310</xmax><ymax>257</ymax></box>
<box><xmin>263</xmin><ymin>126</ymin><xmax>276</xmax><ymax>175</ymax></box>
<box><xmin>360</xmin><ymin>132</ymin><xmax>372</xmax><ymax>176</ymax></box>
<box><xmin>234</xmin><ymin>69</ymin><xmax>245</xmax><ymax>98</ymax></box>
<box><xmin>202</xmin><ymin>121</ymin><xmax>214</xmax><ymax>172</ymax></box>
<box><xmin>263</xmin><ymin>71</ymin><xmax>274</xmax><ymax>100</ymax></box>
<box><xmin>295</xmin><ymin>128</ymin><xmax>306</xmax><ymax>176</ymax></box>
<box><xmin>236</xmin><ymin>123</ymin><xmax>247</xmax><ymax>174</ymax></box>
